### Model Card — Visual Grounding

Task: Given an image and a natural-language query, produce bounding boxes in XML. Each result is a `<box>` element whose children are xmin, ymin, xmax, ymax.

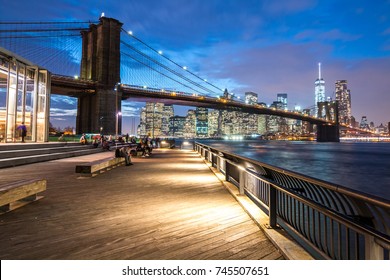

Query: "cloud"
<box><xmin>383</xmin><ymin>28</ymin><xmax>390</xmax><ymax>35</ymax></box>
<box><xmin>50</xmin><ymin>108</ymin><xmax>77</xmax><ymax>117</ymax></box>
<box><xmin>51</xmin><ymin>95</ymin><xmax>77</xmax><ymax>106</ymax></box>
<box><xmin>339</xmin><ymin>57</ymin><xmax>390</xmax><ymax>124</ymax></box>
<box><xmin>295</xmin><ymin>29</ymin><xmax>361</xmax><ymax>42</ymax></box>
<box><xmin>262</xmin><ymin>0</ymin><xmax>316</xmax><ymax>14</ymax></box>
<box><xmin>51</xmin><ymin>117</ymin><xmax>68</xmax><ymax>121</ymax></box>
<box><xmin>121</xmin><ymin>101</ymin><xmax>143</xmax><ymax>117</ymax></box>
<box><xmin>199</xmin><ymin>41</ymin><xmax>331</xmax><ymax>99</ymax></box>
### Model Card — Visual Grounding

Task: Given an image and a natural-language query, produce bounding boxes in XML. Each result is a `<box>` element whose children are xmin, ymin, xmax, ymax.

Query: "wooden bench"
<box><xmin>75</xmin><ymin>157</ymin><xmax>126</xmax><ymax>177</ymax></box>
<box><xmin>0</xmin><ymin>179</ymin><xmax>47</xmax><ymax>214</ymax></box>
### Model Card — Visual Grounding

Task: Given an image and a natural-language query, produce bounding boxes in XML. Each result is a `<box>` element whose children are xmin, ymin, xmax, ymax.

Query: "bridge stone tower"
<box><xmin>77</xmin><ymin>17</ymin><xmax>123</xmax><ymax>135</ymax></box>
<box><xmin>316</xmin><ymin>101</ymin><xmax>340</xmax><ymax>142</ymax></box>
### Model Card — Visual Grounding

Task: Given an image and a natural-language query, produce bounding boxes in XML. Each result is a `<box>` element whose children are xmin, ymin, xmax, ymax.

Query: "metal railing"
<box><xmin>195</xmin><ymin>142</ymin><xmax>390</xmax><ymax>260</ymax></box>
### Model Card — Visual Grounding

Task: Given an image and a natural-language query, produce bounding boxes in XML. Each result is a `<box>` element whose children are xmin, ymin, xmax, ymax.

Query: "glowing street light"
<box><xmin>116</xmin><ymin>112</ymin><xmax>122</xmax><ymax>138</ymax></box>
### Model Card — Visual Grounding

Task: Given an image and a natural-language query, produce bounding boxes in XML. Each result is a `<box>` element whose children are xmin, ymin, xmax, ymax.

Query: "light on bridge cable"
<box><xmin>183</xmin><ymin>66</ymin><xmax>187</xmax><ymax>70</ymax></box>
<box><xmin>158</xmin><ymin>50</ymin><xmax>163</xmax><ymax>55</ymax></box>
<box><xmin>128</xmin><ymin>31</ymin><xmax>133</xmax><ymax>35</ymax></box>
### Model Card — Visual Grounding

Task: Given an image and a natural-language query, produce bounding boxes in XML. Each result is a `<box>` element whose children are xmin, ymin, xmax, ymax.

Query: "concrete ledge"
<box><xmin>205</xmin><ymin>162</ymin><xmax>314</xmax><ymax>260</ymax></box>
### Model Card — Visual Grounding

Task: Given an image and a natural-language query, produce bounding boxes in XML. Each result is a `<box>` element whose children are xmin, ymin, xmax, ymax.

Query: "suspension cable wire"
<box><xmin>0</xmin><ymin>21</ymin><xmax>97</xmax><ymax>24</ymax></box>
<box><xmin>120</xmin><ymin>28</ymin><xmax>224</xmax><ymax>94</ymax></box>
<box><xmin>121</xmin><ymin>51</ymin><xmax>207</xmax><ymax>95</ymax></box>
<box><xmin>0</xmin><ymin>28</ymin><xmax>89</xmax><ymax>33</ymax></box>
<box><xmin>121</xmin><ymin>28</ymin><xmax>224</xmax><ymax>93</ymax></box>
<box><xmin>1</xmin><ymin>20</ymin><xmax>224</xmax><ymax>95</ymax></box>
<box><xmin>120</xmin><ymin>39</ymin><xmax>216</xmax><ymax>94</ymax></box>
<box><xmin>0</xmin><ymin>34</ymin><xmax>82</xmax><ymax>39</ymax></box>
<box><xmin>0</xmin><ymin>21</ymin><xmax>89</xmax><ymax>76</ymax></box>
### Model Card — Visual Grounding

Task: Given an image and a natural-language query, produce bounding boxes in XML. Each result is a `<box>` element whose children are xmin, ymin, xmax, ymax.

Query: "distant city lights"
<box><xmin>224</xmin><ymin>135</ymin><xmax>244</xmax><ymax>141</ymax></box>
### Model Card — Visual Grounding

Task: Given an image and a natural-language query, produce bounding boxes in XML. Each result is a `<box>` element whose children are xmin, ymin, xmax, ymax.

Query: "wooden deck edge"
<box><xmin>203</xmin><ymin>160</ymin><xmax>314</xmax><ymax>260</ymax></box>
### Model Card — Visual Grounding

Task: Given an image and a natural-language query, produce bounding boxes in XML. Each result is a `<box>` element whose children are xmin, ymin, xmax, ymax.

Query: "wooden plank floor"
<box><xmin>0</xmin><ymin>148</ymin><xmax>284</xmax><ymax>260</ymax></box>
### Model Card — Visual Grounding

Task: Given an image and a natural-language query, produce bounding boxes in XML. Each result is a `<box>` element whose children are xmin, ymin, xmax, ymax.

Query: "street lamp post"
<box><xmin>152</xmin><ymin>103</ymin><xmax>155</xmax><ymax>139</ymax></box>
<box><xmin>116</xmin><ymin>112</ymin><xmax>122</xmax><ymax>139</ymax></box>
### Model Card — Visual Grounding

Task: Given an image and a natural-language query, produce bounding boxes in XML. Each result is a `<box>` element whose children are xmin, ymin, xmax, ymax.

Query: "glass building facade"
<box><xmin>195</xmin><ymin>107</ymin><xmax>208</xmax><ymax>138</ymax></box>
<box><xmin>0</xmin><ymin>47</ymin><xmax>50</xmax><ymax>142</ymax></box>
<box><xmin>314</xmin><ymin>63</ymin><xmax>325</xmax><ymax>118</ymax></box>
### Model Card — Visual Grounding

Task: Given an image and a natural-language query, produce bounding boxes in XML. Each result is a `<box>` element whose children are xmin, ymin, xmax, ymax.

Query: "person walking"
<box><xmin>17</xmin><ymin>122</ymin><xmax>27</xmax><ymax>143</ymax></box>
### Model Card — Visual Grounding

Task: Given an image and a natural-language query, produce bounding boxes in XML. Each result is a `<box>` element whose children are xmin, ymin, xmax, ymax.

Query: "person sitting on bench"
<box><xmin>115</xmin><ymin>146</ymin><xmax>133</xmax><ymax>166</ymax></box>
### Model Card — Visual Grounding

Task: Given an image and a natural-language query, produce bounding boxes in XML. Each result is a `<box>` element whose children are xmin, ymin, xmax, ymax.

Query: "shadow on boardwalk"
<box><xmin>0</xmin><ymin>148</ymin><xmax>284</xmax><ymax>260</ymax></box>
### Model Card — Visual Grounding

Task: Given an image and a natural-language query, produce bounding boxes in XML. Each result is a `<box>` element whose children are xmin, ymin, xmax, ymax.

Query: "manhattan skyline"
<box><xmin>1</xmin><ymin>0</ymin><xmax>389</xmax><ymax>131</ymax></box>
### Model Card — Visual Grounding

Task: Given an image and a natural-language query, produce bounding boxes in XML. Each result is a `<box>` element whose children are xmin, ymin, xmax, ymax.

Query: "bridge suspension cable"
<box><xmin>120</xmin><ymin>29</ymin><xmax>224</xmax><ymax>96</ymax></box>
<box><xmin>1</xmin><ymin>19</ymin><xmax>226</xmax><ymax>96</ymax></box>
<box><xmin>121</xmin><ymin>50</ymin><xmax>212</xmax><ymax>95</ymax></box>
<box><xmin>0</xmin><ymin>21</ymin><xmax>96</xmax><ymax>76</ymax></box>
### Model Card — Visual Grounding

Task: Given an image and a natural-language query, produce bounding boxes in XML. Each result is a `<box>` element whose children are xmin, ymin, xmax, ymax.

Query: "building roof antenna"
<box><xmin>318</xmin><ymin>62</ymin><xmax>321</xmax><ymax>80</ymax></box>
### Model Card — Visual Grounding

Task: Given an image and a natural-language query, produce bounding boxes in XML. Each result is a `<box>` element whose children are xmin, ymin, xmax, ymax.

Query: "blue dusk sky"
<box><xmin>1</xmin><ymin>0</ymin><xmax>390</xmax><ymax>132</ymax></box>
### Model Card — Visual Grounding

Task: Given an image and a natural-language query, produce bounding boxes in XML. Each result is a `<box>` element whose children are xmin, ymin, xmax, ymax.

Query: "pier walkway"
<box><xmin>0</xmin><ymin>148</ymin><xmax>284</xmax><ymax>260</ymax></box>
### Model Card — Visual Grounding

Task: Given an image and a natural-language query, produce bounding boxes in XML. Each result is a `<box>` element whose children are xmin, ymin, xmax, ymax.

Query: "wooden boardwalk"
<box><xmin>0</xmin><ymin>148</ymin><xmax>284</xmax><ymax>260</ymax></box>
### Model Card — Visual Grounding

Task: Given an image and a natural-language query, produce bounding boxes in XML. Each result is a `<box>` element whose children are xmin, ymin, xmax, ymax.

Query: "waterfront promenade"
<box><xmin>0</xmin><ymin>147</ymin><xmax>285</xmax><ymax>260</ymax></box>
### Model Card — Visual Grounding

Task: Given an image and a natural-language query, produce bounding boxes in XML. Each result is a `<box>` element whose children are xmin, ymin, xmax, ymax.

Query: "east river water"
<box><xmin>197</xmin><ymin>140</ymin><xmax>390</xmax><ymax>201</ymax></box>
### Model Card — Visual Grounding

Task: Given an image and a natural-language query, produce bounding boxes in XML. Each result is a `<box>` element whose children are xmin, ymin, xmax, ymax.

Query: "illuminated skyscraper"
<box><xmin>245</xmin><ymin>92</ymin><xmax>258</xmax><ymax>104</ymax></box>
<box><xmin>360</xmin><ymin>116</ymin><xmax>370</xmax><ymax>130</ymax></box>
<box><xmin>335</xmin><ymin>80</ymin><xmax>351</xmax><ymax>124</ymax></box>
<box><xmin>184</xmin><ymin>109</ymin><xmax>196</xmax><ymax>138</ymax></box>
<box><xmin>161</xmin><ymin>105</ymin><xmax>174</xmax><ymax>136</ymax></box>
<box><xmin>139</xmin><ymin>102</ymin><xmax>172</xmax><ymax>137</ymax></box>
<box><xmin>244</xmin><ymin>92</ymin><xmax>259</xmax><ymax>135</ymax></box>
<box><xmin>277</xmin><ymin>93</ymin><xmax>288</xmax><ymax>110</ymax></box>
<box><xmin>268</xmin><ymin>101</ymin><xmax>283</xmax><ymax>133</ymax></box>
<box><xmin>169</xmin><ymin>116</ymin><xmax>186</xmax><ymax>137</ymax></box>
<box><xmin>208</xmin><ymin>110</ymin><xmax>220</xmax><ymax>137</ymax></box>
<box><xmin>196</xmin><ymin>107</ymin><xmax>208</xmax><ymax>137</ymax></box>
<box><xmin>314</xmin><ymin>63</ymin><xmax>325</xmax><ymax>117</ymax></box>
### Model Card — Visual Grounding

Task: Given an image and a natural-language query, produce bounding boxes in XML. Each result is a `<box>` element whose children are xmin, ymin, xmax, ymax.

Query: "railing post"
<box><xmin>269</xmin><ymin>185</ymin><xmax>277</xmax><ymax>228</ymax></box>
<box><xmin>225</xmin><ymin>161</ymin><xmax>229</xmax><ymax>182</ymax></box>
<box><xmin>239</xmin><ymin>169</ymin><xmax>245</xmax><ymax>195</ymax></box>
<box><xmin>217</xmin><ymin>156</ymin><xmax>221</xmax><ymax>172</ymax></box>
<box><xmin>365</xmin><ymin>235</ymin><xmax>384</xmax><ymax>260</ymax></box>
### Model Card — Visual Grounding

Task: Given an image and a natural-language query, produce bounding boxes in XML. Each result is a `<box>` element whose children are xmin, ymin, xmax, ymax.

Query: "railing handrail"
<box><xmin>196</xmin><ymin>142</ymin><xmax>390</xmax><ymax>208</ymax></box>
<box><xmin>195</xmin><ymin>141</ymin><xmax>390</xmax><ymax>260</ymax></box>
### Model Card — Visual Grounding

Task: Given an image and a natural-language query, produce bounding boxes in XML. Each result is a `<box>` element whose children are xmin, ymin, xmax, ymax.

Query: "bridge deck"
<box><xmin>0</xmin><ymin>147</ymin><xmax>283</xmax><ymax>260</ymax></box>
